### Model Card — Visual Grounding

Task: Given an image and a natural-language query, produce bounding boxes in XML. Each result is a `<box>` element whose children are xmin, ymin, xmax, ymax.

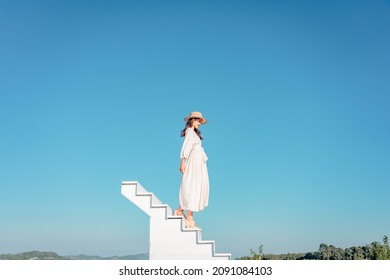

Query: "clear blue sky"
<box><xmin>1</xmin><ymin>0</ymin><xmax>389</xmax><ymax>258</ymax></box>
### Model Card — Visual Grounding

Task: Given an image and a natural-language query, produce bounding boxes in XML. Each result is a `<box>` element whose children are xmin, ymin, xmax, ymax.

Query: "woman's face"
<box><xmin>192</xmin><ymin>118</ymin><xmax>202</xmax><ymax>129</ymax></box>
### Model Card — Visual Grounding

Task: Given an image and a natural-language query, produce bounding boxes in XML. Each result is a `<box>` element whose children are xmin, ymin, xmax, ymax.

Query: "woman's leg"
<box><xmin>174</xmin><ymin>207</ymin><xmax>184</xmax><ymax>216</ymax></box>
<box><xmin>185</xmin><ymin>210</ymin><xmax>200</xmax><ymax>228</ymax></box>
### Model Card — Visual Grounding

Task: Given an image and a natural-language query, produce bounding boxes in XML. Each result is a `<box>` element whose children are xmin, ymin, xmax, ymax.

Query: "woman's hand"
<box><xmin>180</xmin><ymin>158</ymin><xmax>186</xmax><ymax>174</ymax></box>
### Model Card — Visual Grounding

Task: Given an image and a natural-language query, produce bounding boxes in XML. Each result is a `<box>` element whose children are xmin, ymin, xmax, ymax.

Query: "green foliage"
<box><xmin>0</xmin><ymin>251</ymin><xmax>68</xmax><ymax>260</ymax></box>
<box><xmin>0</xmin><ymin>251</ymin><xmax>149</xmax><ymax>260</ymax></box>
<box><xmin>370</xmin><ymin>235</ymin><xmax>390</xmax><ymax>260</ymax></box>
<box><xmin>250</xmin><ymin>245</ymin><xmax>264</xmax><ymax>260</ymax></box>
<box><xmin>344</xmin><ymin>246</ymin><xmax>368</xmax><ymax>260</ymax></box>
<box><xmin>239</xmin><ymin>245</ymin><xmax>264</xmax><ymax>260</ymax></box>
<box><xmin>318</xmin><ymin>243</ymin><xmax>345</xmax><ymax>260</ymax></box>
<box><xmin>67</xmin><ymin>253</ymin><xmax>149</xmax><ymax>260</ymax></box>
<box><xmin>265</xmin><ymin>253</ymin><xmax>307</xmax><ymax>260</ymax></box>
<box><xmin>241</xmin><ymin>235</ymin><xmax>390</xmax><ymax>260</ymax></box>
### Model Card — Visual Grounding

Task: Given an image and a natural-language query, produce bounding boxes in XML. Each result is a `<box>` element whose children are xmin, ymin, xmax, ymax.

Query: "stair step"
<box><xmin>121</xmin><ymin>181</ymin><xmax>231</xmax><ymax>260</ymax></box>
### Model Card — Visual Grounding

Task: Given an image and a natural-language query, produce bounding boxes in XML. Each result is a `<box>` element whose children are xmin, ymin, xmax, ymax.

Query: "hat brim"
<box><xmin>184</xmin><ymin>117</ymin><xmax>207</xmax><ymax>124</ymax></box>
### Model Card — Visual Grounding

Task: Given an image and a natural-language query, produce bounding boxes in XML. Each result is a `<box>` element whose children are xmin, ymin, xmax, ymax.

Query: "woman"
<box><xmin>174</xmin><ymin>112</ymin><xmax>209</xmax><ymax>229</ymax></box>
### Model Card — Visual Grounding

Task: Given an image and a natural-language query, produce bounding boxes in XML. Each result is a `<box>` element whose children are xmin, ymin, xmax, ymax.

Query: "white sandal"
<box><xmin>174</xmin><ymin>209</ymin><xmax>185</xmax><ymax>217</ymax></box>
<box><xmin>185</xmin><ymin>216</ymin><xmax>200</xmax><ymax>229</ymax></box>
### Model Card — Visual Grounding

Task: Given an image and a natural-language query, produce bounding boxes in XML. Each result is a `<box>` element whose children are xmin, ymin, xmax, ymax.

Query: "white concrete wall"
<box><xmin>121</xmin><ymin>181</ymin><xmax>230</xmax><ymax>260</ymax></box>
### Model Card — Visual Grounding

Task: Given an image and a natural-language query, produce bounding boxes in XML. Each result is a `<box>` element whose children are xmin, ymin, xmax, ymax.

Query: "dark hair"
<box><xmin>180</xmin><ymin>118</ymin><xmax>203</xmax><ymax>140</ymax></box>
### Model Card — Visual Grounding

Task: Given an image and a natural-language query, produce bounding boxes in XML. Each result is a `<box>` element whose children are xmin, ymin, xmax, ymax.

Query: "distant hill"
<box><xmin>0</xmin><ymin>251</ymin><xmax>68</xmax><ymax>260</ymax></box>
<box><xmin>0</xmin><ymin>251</ymin><xmax>148</xmax><ymax>260</ymax></box>
<box><xmin>66</xmin><ymin>254</ymin><xmax>149</xmax><ymax>260</ymax></box>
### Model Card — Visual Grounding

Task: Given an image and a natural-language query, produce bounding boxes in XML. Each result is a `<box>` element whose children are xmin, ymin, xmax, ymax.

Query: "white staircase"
<box><xmin>121</xmin><ymin>181</ymin><xmax>231</xmax><ymax>260</ymax></box>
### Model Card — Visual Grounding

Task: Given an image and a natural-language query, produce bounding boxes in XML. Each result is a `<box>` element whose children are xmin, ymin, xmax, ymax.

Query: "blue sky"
<box><xmin>1</xmin><ymin>0</ymin><xmax>389</xmax><ymax>258</ymax></box>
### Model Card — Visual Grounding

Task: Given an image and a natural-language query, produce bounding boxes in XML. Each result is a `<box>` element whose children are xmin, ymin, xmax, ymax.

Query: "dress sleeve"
<box><xmin>180</xmin><ymin>129</ymin><xmax>196</xmax><ymax>159</ymax></box>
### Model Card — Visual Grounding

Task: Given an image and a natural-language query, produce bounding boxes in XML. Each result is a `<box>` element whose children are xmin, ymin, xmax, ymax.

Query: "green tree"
<box><xmin>345</xmin><ymin>246</ymin><xmax>365</xmax><ymax>260</ymax></box>
<box><xmin>319</xmin><ymin>243</ymin><xmax>331</xmax><ymax>260</ymax></box>
<box><xmin>318</xmin><ymin>243</ymin><xmax>345</xmax><ymax>260</ymax></box>
<box><xmin>240</xmin><ymin>245</ymin><xmax>264</xmax><ymax>260</ymax></box>
<box><xmin>249</xmin><ymin>245</ymin><xmax>264</xmax><ymax>260</ymax></box>
<box><xmin>371</xmin><ymin>235</ymin><xmax>390</xmax><ymax>260</ymax></box>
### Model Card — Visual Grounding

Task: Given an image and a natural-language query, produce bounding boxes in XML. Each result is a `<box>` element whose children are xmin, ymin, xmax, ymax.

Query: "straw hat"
<box><xmin>184</xmin><ymin>111</ymin><xmax>207</xmax><ymax>124</ymax></box>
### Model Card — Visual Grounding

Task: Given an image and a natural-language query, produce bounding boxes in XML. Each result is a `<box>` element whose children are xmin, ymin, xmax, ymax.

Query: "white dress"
<box><xmin>179</xmin><ymin>128</ymin><xmax>209</xmax><ymax>212</ymax></box>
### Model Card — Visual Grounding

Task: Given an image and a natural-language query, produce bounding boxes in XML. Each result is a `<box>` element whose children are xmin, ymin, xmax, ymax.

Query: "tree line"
<box><xmin>240</xmin><ymin>235</ymin><xmax>390</xmax><ymax>260</ymax></box>
<box><xmin>0</xmin><ymin>251</ymin><xmax>68</xmax><ymax>260</ymax></box>
<box><xmin>0</xmin><ymin>251</ymin><xmax>149</xmax><ymax>260</ymax></box>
